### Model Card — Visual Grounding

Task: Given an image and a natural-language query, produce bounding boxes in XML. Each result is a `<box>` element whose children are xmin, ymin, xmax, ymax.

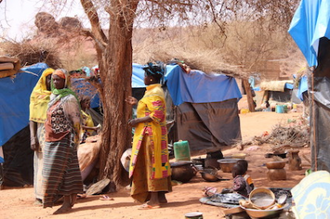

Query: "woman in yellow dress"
<box><xmin>29</xmin><ymin>68</ymin><xmax>54</xmax><ymax>204</ymax></box>
<box><xmin>126</xmin><ymin>62</ymin><xmax>171</xmax><ymax>209</ymax></box>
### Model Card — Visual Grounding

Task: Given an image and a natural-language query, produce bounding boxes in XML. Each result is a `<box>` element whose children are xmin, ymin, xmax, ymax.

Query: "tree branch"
<box><xmin>80</xmin><ymin>0</ymin><xmax>108</xmax><ymax>47</ymax></box>
<box><xmin>80</xmin><ymin>28</ymin><xmax>106</xmax><ymax>52</ymax></box>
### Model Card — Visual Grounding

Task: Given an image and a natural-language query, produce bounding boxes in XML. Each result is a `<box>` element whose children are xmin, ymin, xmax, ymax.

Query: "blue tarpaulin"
<box><xmin>288</xmin><ymin>0</ymin><xmax>330</xmax><ymax>67</ymax></box>
<box><xmin>165</xmin><ymin>65</ymin><xmax>242</xmax><ymax>106</ymax></box>
<box><xmin>0</xmin><ymin>63</ymin><xmax>48</xmax><ymax>146</ymax></box>
<box><xmin>132</xmin><ymin>63</ymin><xmax>146</xmax><ymax>88</ymax></box>
<box><xmin>71</xmin><ymin>78</ymin><xmax>101</xmax><ymax>109</ymax></box>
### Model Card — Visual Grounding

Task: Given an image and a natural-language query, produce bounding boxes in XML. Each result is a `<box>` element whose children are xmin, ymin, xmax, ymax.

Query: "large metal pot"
<box><xmin>170</xmin><ymin>161</ymin><xmax>197</xmax><ymax>183</ymax></box>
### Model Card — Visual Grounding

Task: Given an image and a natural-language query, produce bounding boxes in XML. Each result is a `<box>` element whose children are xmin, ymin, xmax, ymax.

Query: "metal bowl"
<box><xmin>200</xmin><ymin>168</ymin><xmax>220</xmax><ymax>182</ymax></box>
<box><xmin>249</xmin><ymin>188</ymin><xmax>275</xmax><ymax>210</ymax></box>
<box><xmin>225</xmin><ymin>153</ymin><xmax>247</xmax><ymax>160</ymax></box>
<box><xmin>240</xmin><ymin>203</ymin><xmax>288</xmax><ymax>218</ymax></box>
<box><xmin>217</xmin><ymin>158</ymin><xmax>241</xmax><ymax>173</ymax></box>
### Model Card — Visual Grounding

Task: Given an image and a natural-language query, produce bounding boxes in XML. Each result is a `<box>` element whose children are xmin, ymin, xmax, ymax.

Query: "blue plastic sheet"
<box><xmin>132</xmin><ymin>63</ymin><xmax>146</xmax><ymax>88</ymax></box>
<box><xmin>0</xmin><ymin>63</ymin><xmax>48</xmax><ymax>146</ymax></box>
<box><xmin>288</xmin><ymin>0</ymin><xmax>330</xmax><ymax>67</ymax></box>
<box><xmin>165</xmin><ymin>65</ymin><xmax>242</xmax><ymax>106</ymax></box>
<box><xmin>71</xmin><ymin>78</ymin><xmax>101</xmax><ymax>109</ymax></box>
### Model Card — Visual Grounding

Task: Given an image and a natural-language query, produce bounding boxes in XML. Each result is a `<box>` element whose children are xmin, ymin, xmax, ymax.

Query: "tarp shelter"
<box><xmin>289</xmin><ymin>0</ymin><xmax>330</xmax><ymax>171</ymax></box>
<box><xmin>253</xmin><ymin>81</ymin><xmax>294</xmax><ymax>109</ymax></box>
<box><xmin>165</xmin><ymin>64</ymin><xmax>242</xmax><ymax>155</ymax></box>
<box><xmin>0</xmin><ymin>63</ymin><xmax>48</xmax><ymax>186</ymax></box>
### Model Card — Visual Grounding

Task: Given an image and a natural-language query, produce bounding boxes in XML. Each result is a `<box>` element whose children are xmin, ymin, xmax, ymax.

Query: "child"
<box><xmin>236</xmin><ymin>159</ymin><xmax>254</xmax><ymax>190</ymax></box>
<box><xmin>79</xmin><ymin>96</ymin><xmax>100</xmax><ymax>142</ymax></box>
<box><xmin>202</xmin><ymin>164</ymin><xmax>251</xmax><ymax>206</ymax></box>
<box><xmin>232</xmin><ymin>163</ymin><xmax>252</xmax><ymax>197</ymax></box>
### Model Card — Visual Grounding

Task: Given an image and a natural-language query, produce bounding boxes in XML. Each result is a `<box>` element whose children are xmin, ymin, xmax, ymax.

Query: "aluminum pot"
<box><xmin>217</xmin><ymin>158</ymin><xmax>241</xmax><ymax>173</ymax></box>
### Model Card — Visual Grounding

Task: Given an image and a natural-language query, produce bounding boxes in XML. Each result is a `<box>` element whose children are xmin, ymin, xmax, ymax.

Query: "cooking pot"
<box><xmin>170</xmin><ymin>161</ymin><xmax>197</xmax><ymax>183</ymax></box>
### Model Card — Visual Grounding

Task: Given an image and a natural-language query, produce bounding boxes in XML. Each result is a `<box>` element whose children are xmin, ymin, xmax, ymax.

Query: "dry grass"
<box><xmin>133</xmin><ymin>25</ymin><xmax>248</xmax><ymax>77</ymax></box>
<box><xmin>133</xmin><ymin>22</ymin><xmax>303</xmax><ymax>78</ymax></box>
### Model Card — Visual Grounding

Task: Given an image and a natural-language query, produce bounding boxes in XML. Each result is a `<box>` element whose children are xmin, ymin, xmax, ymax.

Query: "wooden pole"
<box><xmin>311</xmin><ymin>67</ymin><xmax>317</xmax><ymax>171</ymax></box>
<box><xmin>242</xmin><ymin>79</ymin><xmax>255</xmax><ymax>112</ymax></box>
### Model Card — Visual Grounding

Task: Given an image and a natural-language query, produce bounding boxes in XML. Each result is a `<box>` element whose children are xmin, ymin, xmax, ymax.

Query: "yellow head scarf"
<box><xmin>29</xmin><ymin>68</ymin><xmax>54</xmax><ymax>123</ymax></box>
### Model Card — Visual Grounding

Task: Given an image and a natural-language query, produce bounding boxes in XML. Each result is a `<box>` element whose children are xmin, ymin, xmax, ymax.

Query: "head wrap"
<box><xmin>29</xmin><ymin>68</ymin><xmax>54</xmax><ymax>123</ymax></box>
<box><xmin>50</xmin><ymin>69</ymin><xmax>80</xmax><ymax>107</ymax></box>
<box><xmin>53</xmin><ymin>69</ymin><xmax>66</xmax><ymax>79</ymax></box>
<box><xmin>143</xmin><ymin>61</ymin><xmax>166</xmax><ymax>76</ymax></box>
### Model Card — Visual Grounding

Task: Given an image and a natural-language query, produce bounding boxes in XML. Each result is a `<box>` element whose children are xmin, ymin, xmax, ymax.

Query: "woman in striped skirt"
<box><xmin>43</xmin><ymin>69</ymin><xmax>83</xmax><ymax>214</ymax></box>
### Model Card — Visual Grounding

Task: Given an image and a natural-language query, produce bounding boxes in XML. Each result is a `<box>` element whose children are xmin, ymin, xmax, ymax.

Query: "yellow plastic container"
<box><xmin>240</xmin><ymin>109</ymin><xmax>250</xmax><ymax>114</ymax></box>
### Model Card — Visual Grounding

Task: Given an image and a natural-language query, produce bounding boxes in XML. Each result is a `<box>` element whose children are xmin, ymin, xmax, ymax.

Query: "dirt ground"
<box><xmin>0</xmin><ymin>110</ymin><xmax>310</xmax><ymax>219</ymax></box>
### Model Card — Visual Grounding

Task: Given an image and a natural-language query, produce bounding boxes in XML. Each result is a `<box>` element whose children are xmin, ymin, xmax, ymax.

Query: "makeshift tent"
<box><xmin>165</xmin><ymin>64</ymin><xmax>242</xmax><ymax>155</ymax></box>
<box><xmin>254</xmin><ymin>81</ymin><xmax>294</xmax><ymax>108</ymax></box>
<box><xmin>0</xmin><ymin>63</ymin><xmax>48</xmax><ymax>186</ymax></box>
<box><xmin>289</xmin><ymin>0</ymin><xmax>330</xmax><ymax>172</ymax></box>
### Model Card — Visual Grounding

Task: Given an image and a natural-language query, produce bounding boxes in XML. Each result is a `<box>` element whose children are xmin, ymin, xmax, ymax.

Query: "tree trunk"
<box><xmin>97</xmin><ymin>1</ymin><xmax>139</xmax><ymax>186</ymax></box>
<box><xmin>242</xmin><ymin>79</ymin><xmax>255</xmax><ymax>112</ymax></box>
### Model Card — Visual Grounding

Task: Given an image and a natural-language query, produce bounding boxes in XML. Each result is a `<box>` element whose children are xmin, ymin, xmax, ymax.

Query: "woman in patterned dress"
<box><xmin>43</xmin><ymin>69</ymin><xmax>83</xmax><ymax>214</ymax></box>
<box><xmin>126</xmin><ymin>62</ymin><xmax>171</xmax><ymax>209</ymax></box>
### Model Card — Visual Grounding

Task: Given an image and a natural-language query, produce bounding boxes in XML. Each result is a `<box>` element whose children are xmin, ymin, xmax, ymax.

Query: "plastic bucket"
<box><xmin>185</xmin><ymin>212</ymin><xmax>203</xmax><ymax>219</ymax></box>
<box><xmin>275</xmin><ymin>105</ymin><xmax>286</xmax><ymax>113</ymax></box>
<box><xmin>173</xmin><ymin>140</ymin><xmax>191</xmax><ymax>161</ymax></box>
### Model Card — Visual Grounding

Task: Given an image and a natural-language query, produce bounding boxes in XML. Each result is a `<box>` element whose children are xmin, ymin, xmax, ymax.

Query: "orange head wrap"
<box><xmin>53</xmin><ymin>69</ymin><xmax>66</xmax><ymax>79</ymax></box>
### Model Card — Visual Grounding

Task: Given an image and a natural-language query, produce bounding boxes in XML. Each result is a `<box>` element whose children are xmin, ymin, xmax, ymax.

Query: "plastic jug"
<box><xmin>173</xmin><ymin>140</ymin><xmax>191</xmax><ymax>161</ymax></box>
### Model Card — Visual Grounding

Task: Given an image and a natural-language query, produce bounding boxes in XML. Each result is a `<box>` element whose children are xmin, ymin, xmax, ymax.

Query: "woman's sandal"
<box><xmin>77</xmin><ymin>194</ymin><xmax>87</xmax><ymax>199</ymax></box>
<box><xmin>138</xmin><ymin>203</ymin><xmax>160</xmax><ymax>210</ymax></box>
<box><xmin>99</xmin><ymin>195</ymin><xmax>114</xmax><ymax>201</ymax></box>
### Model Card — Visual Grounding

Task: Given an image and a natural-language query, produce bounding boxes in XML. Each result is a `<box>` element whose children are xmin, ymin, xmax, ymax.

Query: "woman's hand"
<box><xmin>30</xmin><ymin>137</ymin><xmax>40</xmax><ymax>151</ymax></box>
<box><xmin>125</xmin><ymin>96</ymin><xmax>138</xmax><ymax>105</ymax></box>
<box><xmin>128</xmin><ymin>116</ymin><xmax>152</xmax><ymax>127</ymax></box>
<box><xmin>128</xmin><ymin>118</ymin><xmax>140</xmax><ymax>127</ymax></box>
